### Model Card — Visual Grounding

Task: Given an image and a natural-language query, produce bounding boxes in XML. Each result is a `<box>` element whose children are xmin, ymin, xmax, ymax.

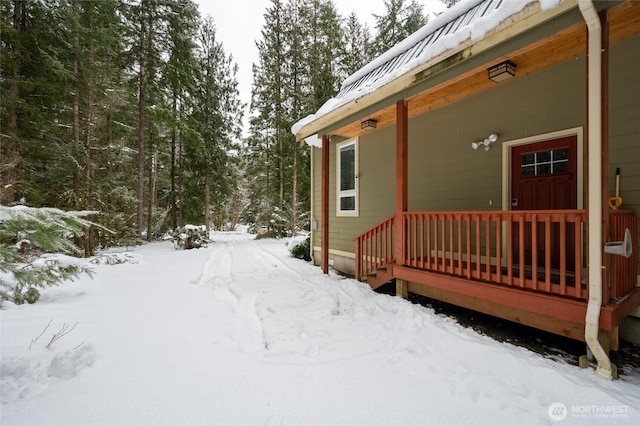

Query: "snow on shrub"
<box><xmin>172</xmin><ymin>225</ymin><xmax>210</xmax><ymax>250</ymax></box>
<box><xmin>288</xmin><ymin>235</ymin><xmax>310</xmax><ymax>261</ymax></box>
<box><xmin>0</xmin><ymin>206</ymin><xmax>99</xmax><ymax>305</ymax></box>
<box><xmin>90</xmin><ymin>252</ymin><xmax>141</xmax><ymax>265</ymax></box>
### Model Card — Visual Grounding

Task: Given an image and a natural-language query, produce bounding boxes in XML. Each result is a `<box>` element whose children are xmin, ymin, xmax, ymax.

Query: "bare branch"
<box><xmin>29</xmin><ymin>319</ymin><xmax>52</xmax><ymax>350</ymax></box>
<box><xmin>46</xmin><ymin>322</ymin><xmax>78</xmax><ymax>349</ymax></box>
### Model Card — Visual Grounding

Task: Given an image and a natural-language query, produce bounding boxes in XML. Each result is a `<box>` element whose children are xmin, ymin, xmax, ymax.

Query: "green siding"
<box><xmin>609</xmin><ymin>34</ymin><xmax>640</xmax><ymax>273</ymax></box>
<box><xmin>312</xmin><ymin>133</ymin><xmax>396</xmax><ymax>256</ymax></box>
<box><xmin>408</xmin><ymin>55</ymin><xmax>585</xmax><ymax>211</ymax></box>
<box><xmin>312</xmin><ymin>34</ymin><xmax>639</xmax><ymax>276</ymax></box>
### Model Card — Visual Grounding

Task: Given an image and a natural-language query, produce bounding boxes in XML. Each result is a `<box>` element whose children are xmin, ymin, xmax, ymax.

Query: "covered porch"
<box><xmin>354</xmin><ymin>208</ymin><xmax>639</xmax><ymax>346</ymax></box>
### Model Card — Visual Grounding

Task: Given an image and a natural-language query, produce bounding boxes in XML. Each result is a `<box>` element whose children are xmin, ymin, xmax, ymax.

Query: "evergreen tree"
<box><xmin>246</xmin><ymin>0</ymin><xmax>343</xmax><ymax>237</ymax></box>
<box><xmin>247</xmin><ymin>0</ymin><xmax>287</xmax><ymax>235</ymax></box>
<box><xmin>340</xmin><ymin>11</ymin><xmax>373</xmax><ymax>78</ymax></box>
<box><xmin>185</xmin><ymin>16</ymin><xmax>243</xmax><ymax>231</ymax></box>
<box><xmin>373</xmin><ymin>0</ymin><xmax>427</xmax><ymax>56</ymax></box>
<box><xmin>0</xmin><ymin>206</ymin><xmax>100</xmax><ymax>304</ymax></box>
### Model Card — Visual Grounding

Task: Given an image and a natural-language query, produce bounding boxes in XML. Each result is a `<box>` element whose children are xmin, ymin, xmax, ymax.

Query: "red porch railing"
<box><xmin>355</xmin><ymin>209</ymin><xmax>637</xmax><ymax>303</ymax></box>
<box><xmin>355</xmin><ymin>215</ymin><xmax>395</xmax><ymax>281</ymax></box>
<box><xmin>402</xmin><ymin>210</ymin><xmax>587</xmax><ymax>300</ymax></box>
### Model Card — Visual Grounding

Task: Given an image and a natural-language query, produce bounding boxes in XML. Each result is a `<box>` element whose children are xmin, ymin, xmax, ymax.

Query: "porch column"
<box><xmin>395</xmin><ymin>100</ymin><xmax>408</xmax><ymax>266</ymax></box>
<box><xmin>321</xmin><ymin>134</ymin><xmax>330</xmax><ymax>274</ymax></box>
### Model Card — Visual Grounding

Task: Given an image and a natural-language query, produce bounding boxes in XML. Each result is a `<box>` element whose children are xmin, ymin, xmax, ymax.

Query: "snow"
<box><xmin>292</xmin><ymin>0</ymin><xmax>567</xmax><ymax>143</ymax></box>
<box><xmin>2</xmin><ymin>228</ymin><xmax>639</xmax><ymax>425</ymax></box>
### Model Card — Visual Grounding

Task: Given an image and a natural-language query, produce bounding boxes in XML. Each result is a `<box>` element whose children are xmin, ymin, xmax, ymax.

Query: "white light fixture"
<box><xmin>471</xmin><ymin>133</ymin><xmax>498</xmax><ymax>151</ymax></box>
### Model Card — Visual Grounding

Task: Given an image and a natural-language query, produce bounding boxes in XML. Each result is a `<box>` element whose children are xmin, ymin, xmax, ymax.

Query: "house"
<box><xmin>292</xmin><ymin>0</ymin><xmax>639</xmax><ymax>379</ymax></box>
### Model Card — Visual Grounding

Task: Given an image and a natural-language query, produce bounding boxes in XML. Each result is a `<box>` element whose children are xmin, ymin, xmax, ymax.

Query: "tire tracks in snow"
<box><xmin>195</xmin><ymin>241</ymin><xmax>267</xmax><ymax>353</ymax></box>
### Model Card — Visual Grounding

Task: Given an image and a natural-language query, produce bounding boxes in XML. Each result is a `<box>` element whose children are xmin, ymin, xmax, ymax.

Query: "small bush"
<box><xmin>173</xmin><ymin>225</ymin><xmax>209</xmax><ymax>250</ymax></box>
<box><xmin>13</xmin><ymin>287</ymin><xmax>41</xmax><ymax>305</ymax></box>
<box><xmin>288</xmin><ymin>236</ymin><xmax>310</xmax><ymax>261</ymax></box>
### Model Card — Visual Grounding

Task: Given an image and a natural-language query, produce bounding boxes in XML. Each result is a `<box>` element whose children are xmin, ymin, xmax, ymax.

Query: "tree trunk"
<box><xmin>84</xmin><ymin>41</ymin><xmax>96</xmax><ymax>257</ymax></box>
<box><xmin>146</xmin><ymin>129</ymin><xmax>156</xmax><ymax>241</ymax></box>
<box><xmin>7</xmin><ymin>0</ymin><xmax>23</xmax><ymax>131</ymax></box>
<box><xmin>170</xmin><ymin>93</ymin><xmax>177</xmax><ymax>230</ymax></box>
<box><xmin>292</xmin><ymin>141</ymin><xmax>298</xmax><ymax>234</ymax></box>
<box><xmin>72</xmin><ymin>0</ymin><xmax>80</xmax><ymax>147</ymax></box>
<box><xmin>136</xmin><ymin>0</ymin><xmax>147</xmax><ymax>236</ymax></box>
<box><xmin>1</xmin><ymin>0</ymin><xmax>24</xmax><ymax>204</ymax></box>
<box><xmin>177</xmin><ymin>120</ymin><xmax>184</xmax><ymax>228</ymax></box>
<box><xmin>204</xmin><ymin>167</ymin><xmax>211</xmax><ymax>231</ymax></box>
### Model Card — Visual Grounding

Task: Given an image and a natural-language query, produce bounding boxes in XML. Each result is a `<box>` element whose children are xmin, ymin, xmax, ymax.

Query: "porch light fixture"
<box><xmin>471</xmin><ymin>133</ymin><xmax>498</xmax><ymax>151</ymax></box>
<box><xmin>487</xmin><ymin>60</ymin><xmax>516</xmax><ymax>82</ymax></box>
<box><xmin>360</xmin><ymin>118</ymin><xmax>377</xmax><ymax>131</ymax></box>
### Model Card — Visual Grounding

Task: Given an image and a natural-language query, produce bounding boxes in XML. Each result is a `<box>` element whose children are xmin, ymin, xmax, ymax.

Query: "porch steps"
<box><xmin>363</xmin><ymin>264</ymin><xmax>394</xmax><ymax>290</ymax></box>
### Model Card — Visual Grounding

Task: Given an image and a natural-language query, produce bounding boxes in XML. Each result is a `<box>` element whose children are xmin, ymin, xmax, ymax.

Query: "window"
<box><xmin>520</xmin><ymin>147</ymin><xmax>569</xmax><ymax>177</ymax></box>
<box><xmin>337</xmin><ymin>139</ymin><xmax>358</xmax><ymax>216</ymax></box>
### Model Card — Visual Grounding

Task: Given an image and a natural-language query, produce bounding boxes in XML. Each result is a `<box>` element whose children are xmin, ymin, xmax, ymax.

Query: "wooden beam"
<box><xmin>396</xmin><ymin>265</ymin><xmax>588</xmax><ymax>325</ymax></box>
<box><xmin>321</xmin><ymin>134</ymin><xmax>330</xmax><ymax>274</ymax></box>
<box><xmin>408</xmin><ymin>281</ymin><xmax>586</xmax><ymax>341</ymax></box>
<box><xmin>395</xmin><ymin>101</ymin><xmax>408</xmax><ymax>266</ymax></box>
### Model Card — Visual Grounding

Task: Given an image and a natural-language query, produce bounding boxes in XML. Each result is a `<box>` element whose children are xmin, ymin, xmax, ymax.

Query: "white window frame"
<box><xmin>336</xmin><ymin>138</ymin><xmax>359</xmax><ymax>217</ymax></box>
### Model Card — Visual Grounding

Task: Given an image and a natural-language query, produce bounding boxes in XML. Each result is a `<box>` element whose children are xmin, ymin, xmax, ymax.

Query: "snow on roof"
<box><xmin>293</xmin><ymin>0</ymin><xmax>564</xmax><ymax>143</ymax></box>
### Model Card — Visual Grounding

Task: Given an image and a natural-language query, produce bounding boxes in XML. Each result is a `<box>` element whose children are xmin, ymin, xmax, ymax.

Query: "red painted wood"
<box><xmin>395</xmin><ymin>101</ymin><xmax>408</xmax><ymax>266</ymax></box>
<box><xmin>321</xmin><ymin>134</ymin><xmax>329</xmax><ymax>274</ymax></box>
<box><xmin>357</xmin><ymin>209</ymin><xmax>634</xmax><ymax>307</ymax></box>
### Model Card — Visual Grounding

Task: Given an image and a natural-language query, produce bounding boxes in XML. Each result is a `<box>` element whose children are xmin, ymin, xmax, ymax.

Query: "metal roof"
<box><xmin>336</xmin><ymin>0</ymin><xmax>507</xmax><ymax>99</ymax></box>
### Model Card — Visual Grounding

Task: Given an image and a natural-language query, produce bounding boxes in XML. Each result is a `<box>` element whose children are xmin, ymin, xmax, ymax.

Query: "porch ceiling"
<box><xmin>330</xmin><ymin>1</ymin><xmax>639</xmax><ymax>141</ymax></box>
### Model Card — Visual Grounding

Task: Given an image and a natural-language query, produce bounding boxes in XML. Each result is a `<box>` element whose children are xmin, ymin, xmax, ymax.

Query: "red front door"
<box><xmin>511</xmin><ymin>136</ymin><xmax>578</xmax><ymax>272</ymax></box>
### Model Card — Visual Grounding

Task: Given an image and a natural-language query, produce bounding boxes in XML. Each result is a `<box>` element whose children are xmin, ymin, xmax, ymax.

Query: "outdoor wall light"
<box><xmin>487</xmin><ymin>60</ymin><xmax>516</xmax><ymax>82</ymax></box>
<box><xmin>471</xmin><ymin>133</ymin><xmax>498</xmax><ymax>151</ymax></box>
<box><xmin>360</xmin><ymin>118</ymin><xmax>378</xmax><ymax>131</ymax></box>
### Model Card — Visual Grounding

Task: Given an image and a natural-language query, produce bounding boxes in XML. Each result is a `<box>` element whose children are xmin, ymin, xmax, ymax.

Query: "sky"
<box><xmin>194</xmin><ymin>0</ymin><xmax>448</xmax><ymax>132</ymax></box>
<box><xmin>2</xmin><ymin>226</ymin><xmax>639</xmax><ymax>425</ymax></box>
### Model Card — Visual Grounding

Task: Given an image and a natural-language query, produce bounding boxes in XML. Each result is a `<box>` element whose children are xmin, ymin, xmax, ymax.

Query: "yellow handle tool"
<box><xmin>608</xmin><ymin>167</ymin><xmax>622</xmax><ymax>210</ymax></box>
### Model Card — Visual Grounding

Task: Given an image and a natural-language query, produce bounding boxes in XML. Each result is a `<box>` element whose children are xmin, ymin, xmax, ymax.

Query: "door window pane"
<box><xmin>521</xmin><ymin>147</ymin><xmax>570</xmax><ymax>177</ymax></box>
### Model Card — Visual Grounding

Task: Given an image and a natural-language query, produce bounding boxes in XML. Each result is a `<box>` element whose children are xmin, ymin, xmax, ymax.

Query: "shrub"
<box><xmin>288</xmin><ymin>236</ymin><xmax>310</xmax><ymax>261</ymax></box>
<box><xmin>172</xmin><ymin>225</ymin><xmax>209</xmax><ymax>250</ymax></box>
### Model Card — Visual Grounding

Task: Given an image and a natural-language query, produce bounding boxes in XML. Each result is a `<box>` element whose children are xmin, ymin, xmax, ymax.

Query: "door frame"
<box><xmin>499</xmin><ymin>127</ymin><xmax>584</xmax><ymax>266</ymax></box>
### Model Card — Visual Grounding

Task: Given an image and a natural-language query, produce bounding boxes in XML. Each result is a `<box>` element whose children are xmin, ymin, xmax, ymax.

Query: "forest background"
<box><xmin>1</xmin><ymin>0</ymin><xmax>459</xmax><ymax>255</ymax></box>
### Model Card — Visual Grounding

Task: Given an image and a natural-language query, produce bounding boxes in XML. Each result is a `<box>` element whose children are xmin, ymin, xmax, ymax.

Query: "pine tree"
<box><xmin>373</xmin><ymin>0</ymin><xmax>426</xmax><ymax>56</ymax></box>
<box><xmin>246</xmin><ymin>0</ymin><xmax>344</xmax><ymax>237</ymax></box>
<box><xmin>185</xmin><ymin>16</ymin><xmax>243</xmax><ymax>231</ymax></box>
<box><xmin>340</xmin><ymin>11</ymin><xmax>372</xmax><ymax>78</ymax></box>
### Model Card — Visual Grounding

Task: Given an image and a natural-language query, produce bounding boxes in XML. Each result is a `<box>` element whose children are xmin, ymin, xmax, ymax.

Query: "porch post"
<box><xmin>321</xmin><ymin>134</ymin><xmax>330</xmax><ymax>274</ymax></box>
<box><xmin>395</xmin><ymin>100</ymin><xmax>408</xmax><ymax>266</ymax></box>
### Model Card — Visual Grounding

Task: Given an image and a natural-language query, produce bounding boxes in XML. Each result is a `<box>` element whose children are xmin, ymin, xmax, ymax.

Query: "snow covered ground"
<box><xmin>2</xmin><ymin>229</ymin><xmax>639</xmax><ymax>425</ymax></box>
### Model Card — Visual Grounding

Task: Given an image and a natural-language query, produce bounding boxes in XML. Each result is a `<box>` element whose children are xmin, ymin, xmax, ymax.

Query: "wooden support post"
<box><xmin>396</xmin><ymin>279</ymin><xmax>408</xmax><ymax>299</ymax></box>
<box><xmin>321</xmin><ymin>134</ymin><xmax>330</xmax><ymax>274</ymax></box>
<box><xmin>394</xmin><ymin>101</ymin><xmax>408</xmax><ymax>266</ymax></box>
